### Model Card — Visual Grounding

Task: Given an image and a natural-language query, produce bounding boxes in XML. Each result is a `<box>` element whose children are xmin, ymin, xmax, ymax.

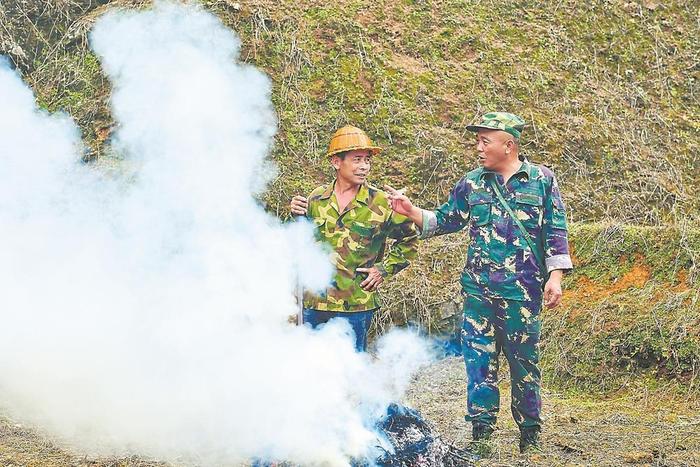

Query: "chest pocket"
<box><xmin>350</xmin><ymin>222</ymin><xmax>376</xmax><ymax>236</ymax></box>
<box><xmin>515</xmin><ymin>192</ymin><xmax>543</xmax><ymax>227</ymax></box>
<box><xmin>348</xmin><ymin>222</ymin><xmax>379</xmax><ymax>247</ymax></box>
<box><xmin>468</xmin><ymin>192</ymin><xmax>493</xmax><ymax>226</ymax></box>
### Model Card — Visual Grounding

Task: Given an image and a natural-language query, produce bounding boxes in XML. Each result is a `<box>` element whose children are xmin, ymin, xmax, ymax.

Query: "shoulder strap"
<box><xmin>488</xmin><ymin>178</ymin><xmax>547</xmax><ymax>278</ymax></box>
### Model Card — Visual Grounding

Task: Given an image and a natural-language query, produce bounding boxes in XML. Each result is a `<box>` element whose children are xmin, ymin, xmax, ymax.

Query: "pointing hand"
<box><xmin>384</xmin><ymin>185</ymin><xmax>413</xmax><ymax>217</ymax></box>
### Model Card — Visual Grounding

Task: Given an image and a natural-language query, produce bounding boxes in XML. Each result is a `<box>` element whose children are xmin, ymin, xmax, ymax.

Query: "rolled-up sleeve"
<box><xmin>419</xmin><ymin>209</ymin><xmax>439</xmax><ymax>239</ymax></box>
<box><xmin>379</xmin><ymin>213</ymin><xmax>419</xmax><ymax>277</ymax></box>
<box><xmin>542</xmin><ymin>175</ymin><xmax>573</xmax><ymax>272</ymax></box>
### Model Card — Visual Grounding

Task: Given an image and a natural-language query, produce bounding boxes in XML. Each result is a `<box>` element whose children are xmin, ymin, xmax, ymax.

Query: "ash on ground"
<box><xmin>374</xmin><ymin>403</ymin><xmax>473</xmax><ymax>466</ymax></box>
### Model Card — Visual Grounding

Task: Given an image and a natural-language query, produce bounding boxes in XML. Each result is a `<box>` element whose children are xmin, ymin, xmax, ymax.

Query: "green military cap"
<box><xmin>466</xmin><ymin>112</ymin><xmax>526</xmax><ymax>139</ymax></box>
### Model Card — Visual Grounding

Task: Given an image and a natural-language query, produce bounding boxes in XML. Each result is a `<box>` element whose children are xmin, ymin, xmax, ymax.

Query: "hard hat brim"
<box><xmin>327</xmin><ymin>146</ymin><xmax>382</xmax><ymax>158</ymax></box>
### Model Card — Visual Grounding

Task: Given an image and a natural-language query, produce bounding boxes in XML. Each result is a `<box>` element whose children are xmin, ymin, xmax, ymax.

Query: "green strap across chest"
<box><xmin>488</xmin><ymin>178</ymin><xmax>548</xmax><ymax>278</ymax></box>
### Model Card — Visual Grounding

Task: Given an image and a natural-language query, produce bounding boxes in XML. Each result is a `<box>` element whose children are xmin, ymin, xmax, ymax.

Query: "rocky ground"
<box><xmin>2</xmin><ymin>356</ymin><xmax>699</xmax><ymax>466</ymax></box>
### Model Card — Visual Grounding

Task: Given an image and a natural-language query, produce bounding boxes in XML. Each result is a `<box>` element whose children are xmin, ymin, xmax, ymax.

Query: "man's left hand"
<box><xmin>543</xmin><ymin>272</ymin><xmax>563</xmax><ymax>309</ymax></box>
<box><xmin>357</xmin><ymin>267</ymin><xmax>384</xmax><ymax>291</ymax></box>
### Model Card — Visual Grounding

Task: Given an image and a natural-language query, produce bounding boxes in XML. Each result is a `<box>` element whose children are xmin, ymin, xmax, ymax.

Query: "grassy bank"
<box><xmin>544</xmin><ymin>222</ymin><xmax>700</xmax><ymax>393</ymax></box>
<box><xmin>381</xmin><ymin>222</ymin><xmax>700</xmax><ymax>394</ymax></box>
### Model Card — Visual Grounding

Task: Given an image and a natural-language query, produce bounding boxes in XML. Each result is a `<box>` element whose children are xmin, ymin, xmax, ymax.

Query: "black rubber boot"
<box><xmin>466</xmin><ymin>423</ymin><xmax>495</xmax><ymax>458</ymax></box>
<box><xmin>519</xmin><ymin>427</ymin><xmax>542</xmax><ymax>454</ymax></box>
<box><xmin>472</xmin><ymin>423</ymin><xmax>494</xmax><ymax>441</ymax></box>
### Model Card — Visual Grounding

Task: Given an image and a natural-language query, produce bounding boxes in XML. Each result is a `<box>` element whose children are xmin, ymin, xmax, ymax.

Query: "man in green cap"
<box><xmin>386</xmin><ymin>112</ymin><xmax>573</xmax><ymax>454</ymax></box>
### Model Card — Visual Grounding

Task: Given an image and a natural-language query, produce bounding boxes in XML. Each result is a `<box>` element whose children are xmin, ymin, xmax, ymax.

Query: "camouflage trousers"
<box><xmin>462</xmin><ymin>293</ymin><xmax>542</xmax><ymax>431</ymax></box>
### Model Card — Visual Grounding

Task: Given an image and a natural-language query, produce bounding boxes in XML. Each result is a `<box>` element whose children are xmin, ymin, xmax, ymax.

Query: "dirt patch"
<box><xmin>355</xmin><ymin>9</ymin><xmax>375</xmax><ymax>28</ymax></box>
<box><xmin>610</xmin><ymin>263</ymin><xmax>651</xmax><ymax>293</ymax></box>
<box><xmin>356</xmin><ymin>68</ymin><xmax>374</xmax><ymax>97</ymax></box>
<box><xmin>389</xmin><ymin>53</ymin><xmax>429</xmax><ymax>75</ymax></box>
<box><xmin>673</xmin><ymin>269</ymin><xmax>691</xmax><ymax>293</ymax></box>
<box><xmin>565</xmin><ymin>262</ymin><xmax>652</xmax><ymax>309</ymax></box>
<box><xmin>312</xmin><ymin>27</ymin><xmax>336</xmax><ymax>49</ymax></box>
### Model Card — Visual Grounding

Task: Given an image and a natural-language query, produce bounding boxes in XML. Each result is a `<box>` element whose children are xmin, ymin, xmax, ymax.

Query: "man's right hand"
<box><xmin>290</xmin><ymin>195</ymin><xmax>308</xmax><ymax>216</ymax></box>
<box><xmin>384</xmin><ymin>185</ymin><xmax>413</xmax><ymax>215</ymax></box>
<box><xmin>385</xmin><ymin>185</ymin><xmax>423</xmax><ymax>225</ymax></box>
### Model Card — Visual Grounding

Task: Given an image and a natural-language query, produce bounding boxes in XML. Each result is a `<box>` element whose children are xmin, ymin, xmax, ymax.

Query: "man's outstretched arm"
<box><xmin>385</xmin><ymin>182</ymin><xmax>469</xmax><ymax>239</ymax></box>
<box><xmin>384</xmin><ymin>186</ymin><xmax>423</xmax><ymax>225</ymax></box>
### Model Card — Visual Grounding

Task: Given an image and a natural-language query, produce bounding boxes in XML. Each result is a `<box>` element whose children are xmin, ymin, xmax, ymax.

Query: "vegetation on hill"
<box><xmin>1</xmin><ymin>0</ymin><xmax>698</xmax><ymax>224</ymax></box>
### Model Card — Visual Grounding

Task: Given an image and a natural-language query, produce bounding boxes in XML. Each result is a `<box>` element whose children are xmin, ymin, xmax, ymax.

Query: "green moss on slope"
<box><xmin>381</xmin><ymin>223</ymin><xmax>700</xmax><ymax>393</ymax></box>
<box><xmin>2</xmin><ymin>0</ymin><xmax>698</xmax><ymax>222</ymax></box>
<box><xmin>542</xmin><ymin>223</ymin><xmax>700</xmax><ymax>393</ymax></box>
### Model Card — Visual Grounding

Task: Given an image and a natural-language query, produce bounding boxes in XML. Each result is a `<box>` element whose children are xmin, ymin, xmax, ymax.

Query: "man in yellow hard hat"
<box><xmin>289</xmin><ymin>125</ymin><xmax>418</xmax><ymax>351</ymax></box>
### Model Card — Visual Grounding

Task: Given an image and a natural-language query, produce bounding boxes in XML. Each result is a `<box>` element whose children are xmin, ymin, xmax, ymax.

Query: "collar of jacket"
<box><xmin>480</xmin><ymin>158</ymin><xmax>535</xmax><ymax>181</ymax></box>
<box><xmin>319</xmin><ymin>179</ymin><xmax>370</xmax><ymax>205</ymax></box>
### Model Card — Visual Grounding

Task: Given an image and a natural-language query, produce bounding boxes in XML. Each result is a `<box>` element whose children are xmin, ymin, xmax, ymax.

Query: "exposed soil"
<box><xmin>566</xmin><ymin>262</ymin><xmax>653</xmax><ymax>306</ymax></box>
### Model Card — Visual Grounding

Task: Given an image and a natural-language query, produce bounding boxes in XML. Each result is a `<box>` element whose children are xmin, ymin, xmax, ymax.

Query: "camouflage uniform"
<box><xmin>304</xmin><ymin>181</ymin><xmax>418</xmax><ymax>312</ymax></box>
<box><xmin>420</xmin><ymin>157</ymin><xmax>572</xmax><ymax>432</ymax></box>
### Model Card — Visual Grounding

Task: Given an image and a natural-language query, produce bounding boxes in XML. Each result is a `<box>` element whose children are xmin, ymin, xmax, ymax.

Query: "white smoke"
<box><xmin>0</xmin><ymin>2</ymin><xmax>433</xmax><ymax>466</ymax></box>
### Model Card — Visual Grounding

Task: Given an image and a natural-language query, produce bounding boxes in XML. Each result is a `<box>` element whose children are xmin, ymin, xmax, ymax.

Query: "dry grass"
<box><xmin>405</xmin><ymin>357</ymin><xmax>700</xmax><ymax>467</ymax></box>
<box><xmin>0</xmin><ymin>413</ymin><xmax>167</xmax><ymax>466</ymax></box>
<box><xmin>1</xmin><ymin>0</ymin><xmax>698</xmax><ymax>222</ymax></box>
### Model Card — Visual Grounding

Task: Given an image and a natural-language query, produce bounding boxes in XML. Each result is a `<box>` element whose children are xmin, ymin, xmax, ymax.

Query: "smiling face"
<box><xmin>475</xmin><ymin>129</ymin><xmax>518</xmax><ymax>172</ymax></box>
<box><xmin>332</xmin><ymin>149</ymin><xmax>372</xmax><ymax>186</ymax></box>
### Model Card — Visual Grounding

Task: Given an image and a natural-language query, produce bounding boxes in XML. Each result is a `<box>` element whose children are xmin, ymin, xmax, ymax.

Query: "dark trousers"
<box><xmin>303</xmin><ymin>308</ymin><xmax>376</xmax><ymax>352</ymax></box>
<box><xmin>462</xmin><ymin>293</ymin><xmax>543</xmax><ymax>431</ymax></box>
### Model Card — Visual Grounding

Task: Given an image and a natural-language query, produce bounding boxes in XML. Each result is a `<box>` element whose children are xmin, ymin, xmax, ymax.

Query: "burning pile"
<box><xmin>253</xmin><ymin>404</ymin><xmax>472</xmax><ymax>466</ymax></box>
<box><xmin>375</xmin><ymin>404</ymin><xmax>472</xmax><ymax>467</ymax></box>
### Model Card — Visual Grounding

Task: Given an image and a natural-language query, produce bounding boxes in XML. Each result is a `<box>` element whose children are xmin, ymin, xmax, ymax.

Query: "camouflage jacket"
<box><xmin>304</xmin><ymin>181</ymin><xmax>418</xmax><ymax>312</ymax></box>
<box><xmin>420</xmin><ymin>159</ymin><xmax>573</xmax><ymax>302</ymax></box>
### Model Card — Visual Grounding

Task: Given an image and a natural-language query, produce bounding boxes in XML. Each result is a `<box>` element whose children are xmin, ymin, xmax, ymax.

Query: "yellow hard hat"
<box><xmin>326</xmin><ymin>125</ymin><xmax>382</xmax><ymax>157</ymax></box>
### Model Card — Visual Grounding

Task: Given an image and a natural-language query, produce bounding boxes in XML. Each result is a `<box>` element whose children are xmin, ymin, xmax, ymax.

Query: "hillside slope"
<box><xmin>1</xmin><ymin>0</ymin><xmax>698</xmax><ymax>224</ymax></box>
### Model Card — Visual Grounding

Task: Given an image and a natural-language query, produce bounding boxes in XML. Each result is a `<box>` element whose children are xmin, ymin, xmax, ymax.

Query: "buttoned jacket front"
<box><xmin>421</xmin><ymin>159</ymin><xmax>573</xmax><ymax>302</ymax></box>
<box><xmin>304</xmin><ymin>181</ymin><xmax>418</xmax><ymax>312</ymax></box>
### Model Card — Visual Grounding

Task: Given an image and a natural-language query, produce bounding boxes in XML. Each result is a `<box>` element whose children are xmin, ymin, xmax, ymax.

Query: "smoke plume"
<box><xmin>0</xmin><ymin>2</ymin><xmax>432</xmax><ymax>465</ymax></box>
